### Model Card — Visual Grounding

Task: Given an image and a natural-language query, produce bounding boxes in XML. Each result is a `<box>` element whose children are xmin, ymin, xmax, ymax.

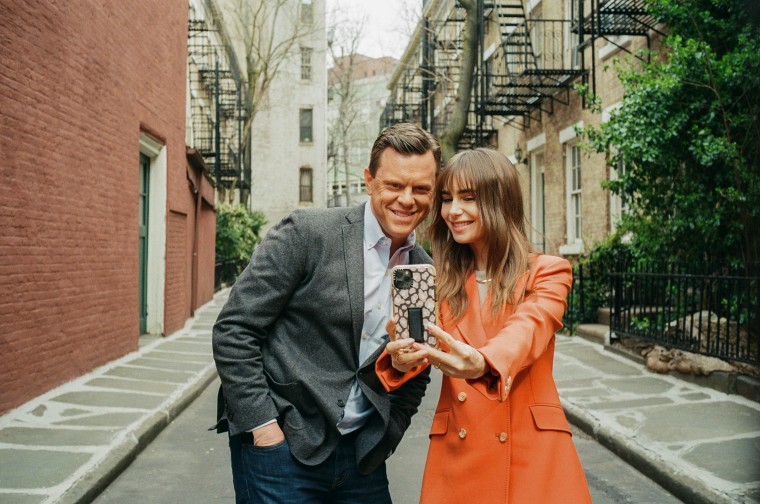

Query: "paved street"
<box><xmin>93</xmin><ymin>374</ymin><xmax>682</xmax><ymax>504</ymax></box>
<box><xmin>1</xmin><ymin>289</ymin><xmax>758</xmax><ymax>503</ymax></box>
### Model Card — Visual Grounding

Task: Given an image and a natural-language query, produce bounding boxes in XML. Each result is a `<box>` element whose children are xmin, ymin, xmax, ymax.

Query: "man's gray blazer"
<box><xmin>213</xmin><ymin>203</ymin><xmax>431</xmax><ymax>475</ymax></box>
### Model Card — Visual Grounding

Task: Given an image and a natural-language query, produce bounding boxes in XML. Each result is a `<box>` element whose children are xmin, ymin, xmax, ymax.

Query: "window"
<box><xmin>300</xmin><ymin>0</ymin><xmax>313</xmax><ymax>24</ymax></box>
<box><xmin>299</xmin><ymin>167</ymin><xmax>313</xmax><ymax>202</ymax></box>
<box><xmin>301</xmin><ymin>47</ymin><xmax>312</xmax><ymax>81</ymax></box>
<box><xmin>568</xmin><ymin>144</ymin><xmax>582</xmax><ymax>242</ymax></box>
<box><xmin>564</xmin><ymin>0</ymin><xmax>580</xmax><ymax>69</ymax></box>
<box><xmin>530</xmin><ymin>150</ymin><xmax>546</xmax><ymax>252</ymax></box>
<box><xmin>529</xmin><ymin>6</ymin><xmax>543</xmax><ymax>62</ymax></box>
<box><xmin>299</xmin><ymin>108</ymin><xmax>313</xmax><ymax>143</ymax></box>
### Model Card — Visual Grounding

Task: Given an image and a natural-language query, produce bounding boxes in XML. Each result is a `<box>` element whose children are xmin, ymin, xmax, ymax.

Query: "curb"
<box><xmin>564</xmin><ymin>402</ymin><xmax>736</xmax><ymax>504</ymax></box>
<box><xmin>59</xmin><ymin>365</ymin><xmax>218</xmax><ymax>504</ymax></box>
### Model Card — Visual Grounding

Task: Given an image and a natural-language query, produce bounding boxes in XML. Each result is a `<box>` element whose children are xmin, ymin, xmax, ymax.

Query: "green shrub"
<box><xmin>216</xmin><ymin>204</ymin><xmax>267</xmax><ymax>263</ymax></box>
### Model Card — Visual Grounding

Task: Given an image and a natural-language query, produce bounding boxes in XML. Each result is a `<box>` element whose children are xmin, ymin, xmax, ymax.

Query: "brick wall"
<box><xmin>516</xmin><ymin>30</ymin><xmax>664</xmax><ymax>259</ymax></box>
<box><xmin>0</xmin><ymin>1</ymin><xmax>205</xmax><ymax>413</ymax></box>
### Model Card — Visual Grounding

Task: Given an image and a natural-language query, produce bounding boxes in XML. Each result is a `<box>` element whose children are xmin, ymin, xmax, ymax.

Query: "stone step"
<box><xmin>597</xmin><ymin>307</ymin><xmax>611</xmax><ymax>325</ymax></box>
<box><xmin>575</xmin><ymin>323</ymin><xmax>609</xmax><ymax>344</ymax></box>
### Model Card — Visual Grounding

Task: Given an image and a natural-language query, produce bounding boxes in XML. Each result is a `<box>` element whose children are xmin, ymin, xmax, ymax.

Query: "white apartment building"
<box><xmin>249</xmin><ymin>0</ymin><xmax>328</xmax><ymax>232</ymax></box>
<box><xmin>327</xmin><ymin>55</ymin><xmax>397</xmax><ymax>207</ymax></box>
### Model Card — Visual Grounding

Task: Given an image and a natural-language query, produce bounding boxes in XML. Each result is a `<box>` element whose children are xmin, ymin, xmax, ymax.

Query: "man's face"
<box><xmin>364</xmin><ymin>147</ymin><xmax>437</xmax><ymax>250</ymax></box>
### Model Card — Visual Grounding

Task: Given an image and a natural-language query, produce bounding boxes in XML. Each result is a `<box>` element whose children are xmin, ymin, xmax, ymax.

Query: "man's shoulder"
<box><xmin>286</xmin><ymin>204</ymin><xmax>363</xmax><ymax>227</ymax></box>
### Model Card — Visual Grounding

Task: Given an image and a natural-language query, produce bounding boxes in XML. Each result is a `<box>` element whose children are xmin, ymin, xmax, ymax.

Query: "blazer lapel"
<box><xmin>453</xmin><ymin>274</ymin><xmax>489</xmax><ymax>349</ymax></box>
<box><xmin>342</xmin><ymin>205</ymin><xmax>365</xmax><ymax>365</ymax></box>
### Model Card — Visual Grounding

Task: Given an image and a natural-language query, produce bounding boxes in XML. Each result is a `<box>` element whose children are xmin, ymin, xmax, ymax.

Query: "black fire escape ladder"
<box><xmin>482</xmin><ymin>1</ymin><xmax>586</xmax><ymax>125</ymax></box>
<box><xmin>431</xmin><ymin>2</ymin><xmax>497</xmax><ymax>150</ymax></box>
<box><xmin>574</xmin><ymin>0</ymin><xmax>666</xmax><ymax>101</ymax></box>
<box><xmin>380</xmin><ymin>43</ymin><xmax>426</xmax><ymax>130</ymax></box>
<box><xmin>187</xmin><ymin>17</ymin><xmax>249</xmax><ymax>191</ymax></box>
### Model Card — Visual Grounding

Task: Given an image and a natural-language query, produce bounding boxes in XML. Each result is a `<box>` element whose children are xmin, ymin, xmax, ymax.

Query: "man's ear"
<box><xmin>363</xmin><ymin>168</ymin><xmax>373</xmax><ymax>195</ymax></box>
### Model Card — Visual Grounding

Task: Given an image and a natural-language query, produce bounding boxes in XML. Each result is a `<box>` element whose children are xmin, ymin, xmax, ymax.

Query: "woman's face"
<box><xmin>440</xmin><ymin>180</ymin><xmax>486</xmax><ymax>254</ymax></box>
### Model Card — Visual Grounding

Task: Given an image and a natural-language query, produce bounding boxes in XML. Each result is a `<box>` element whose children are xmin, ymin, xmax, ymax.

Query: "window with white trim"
<box><xmin>300</xmin><ymin>0</ymin><xmax>313</xmax><ymax>24</ymax></box>
<box><xmin>299</xmin><ymin>167</ymin><xmax>313</xmax><ymax>202</ymax></box>
<box><xmin>300</xmin><ymin>47</ymin><xmax>312</xmax><ymax>81</ymax></box>
<box><xmin>568</xmin><ymin>143</ymin><xmax>582</xmax><ymax>243</ymax></box>
<box><xmin>299</xmin><ymin>108</ymin><xmax>313</xmax><ymax>143</ymax></box>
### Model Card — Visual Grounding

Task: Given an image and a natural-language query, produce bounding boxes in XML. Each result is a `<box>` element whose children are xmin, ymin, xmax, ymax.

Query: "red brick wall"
<box><xmin>196</xmin><ymin>197</ymin><xmax>217</xmax><ymax>309</ymax></box>
<box><xmin>0</xmin><ymin>1</ymin><xmax>199</xmax><ymax>413</ymax></box>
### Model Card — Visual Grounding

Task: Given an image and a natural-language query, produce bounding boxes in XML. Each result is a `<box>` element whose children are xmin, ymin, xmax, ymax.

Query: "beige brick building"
<box><xmin>383</xmin><ymin>0</ymin><xmax>663</xmax><ymax>259</ymax></box>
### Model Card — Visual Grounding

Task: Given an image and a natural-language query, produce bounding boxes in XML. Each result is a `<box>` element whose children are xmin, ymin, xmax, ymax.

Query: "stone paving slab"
<box><xmin>0</xmin><ymin>290</ymin><xmax>229</xmax><ymax>504</ymax></box>
<box><xmin>2</xmin><ymin>290</ymin><xmax>757</xmax><ymax>504</ymax></box>
<box><xmin>556</xmin><ymin>334</ymin><xmax>760</xmax><ymax>504</ymax></box>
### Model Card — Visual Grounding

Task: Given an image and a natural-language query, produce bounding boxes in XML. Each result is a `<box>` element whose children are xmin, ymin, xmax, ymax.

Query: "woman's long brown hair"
<box><xmin>430</xmin><ymin>148</ymin><xmax>535</xmax><ymax>322</ymax></box>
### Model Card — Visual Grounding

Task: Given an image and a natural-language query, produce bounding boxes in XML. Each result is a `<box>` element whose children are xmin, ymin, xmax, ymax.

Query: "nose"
<box><xmin>449</xmin><ymin>200</ymin><xmax>463</xmax><ymax>215</ymax></box>
<box><xmin>398</xmin><ymin>187</ymin><xmax>414</xmax><ymax>206</ymax></box>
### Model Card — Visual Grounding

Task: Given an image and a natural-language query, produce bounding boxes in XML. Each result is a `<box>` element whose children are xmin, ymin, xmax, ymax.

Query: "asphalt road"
<box><xmin>93</xmin><ymin>373</ymin><xmax>683</xmax><ymax>503</ymax></box>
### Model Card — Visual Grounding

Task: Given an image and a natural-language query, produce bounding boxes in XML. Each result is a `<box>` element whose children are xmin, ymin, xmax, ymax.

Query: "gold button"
<box><xmin>504</xmin><ymin>375</ymin><xmax>513</xmax><ymax>396</ymax></box>
<box><xmin>457</xmin><ymin>392</ymin><xmax>467</xmax><ymax>402</ymax></box>
<box><xmin>458</xmin><ymin>428</ymin><xmax>467</xmax><ymax>439</ymax></box>
<box><xmin>498</xmin><ymin>432</ymin><xmax>508</xmax><ymax>443</ymax></box>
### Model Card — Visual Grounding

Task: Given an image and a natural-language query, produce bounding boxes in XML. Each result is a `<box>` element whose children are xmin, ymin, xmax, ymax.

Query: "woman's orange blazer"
<box><xmin>377</xmin><ymin>254</ymin><xmax>592</xmax><ymax>504</ymax></box>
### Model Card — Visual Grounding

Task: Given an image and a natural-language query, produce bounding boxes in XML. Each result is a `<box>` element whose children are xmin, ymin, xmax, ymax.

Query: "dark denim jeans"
<box><xmin>229</xmin><ymin>432</ymin><xmax>392</xmax><ymax>504</ymax></box>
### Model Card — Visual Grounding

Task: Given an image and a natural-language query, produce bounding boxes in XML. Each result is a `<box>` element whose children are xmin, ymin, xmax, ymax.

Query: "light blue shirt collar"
<box><xmin>363</xmin><ymin>203</ymin><xmax>416</xmax><ymax>252</ymax></box>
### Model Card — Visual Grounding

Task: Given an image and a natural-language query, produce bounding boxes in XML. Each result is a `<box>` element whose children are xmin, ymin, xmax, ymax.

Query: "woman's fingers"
<box><xmin>424</xmin><ymin>323</ymin><xmax>487</xmax><ymax>379</ymax></box>
<box><xmin>385</xmin><ymin>317</ymin><xmax>398</xmax><ymax>341</ymax></box>
<box><xmin>387</xmin><ymin>338</ymin><xmax>428</xmax><ymax>372</ymax></box>
<box><xmin>424</xmin><ymin>322</ymin><xmax>455</xmax><ymax>352</ymax></box>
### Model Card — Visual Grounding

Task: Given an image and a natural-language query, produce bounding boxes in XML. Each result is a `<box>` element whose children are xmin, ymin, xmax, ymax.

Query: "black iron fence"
<box><xmin>563</xmin><ymin>261</ymin><xmax>611</xmax><ymax>332</ymax></box>
<box><xmin>609</xmin><ymin>263</ymin><xmax>759</xmax><ymax>365</ymax></box>
<box><xmin>564</xmin><ymin>260</ymin><xmax>759</xmax><ymax>365</ymax></box>
<box><xmin>214</xmin><ymin>258</ymin><xmax>248</xmax><ymax>291</ymax></box>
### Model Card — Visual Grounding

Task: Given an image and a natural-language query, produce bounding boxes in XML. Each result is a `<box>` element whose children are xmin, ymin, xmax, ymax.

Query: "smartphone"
<box><xmin>391</xmin><ymin>264</ymin><xmax>437</xmax><ymax>347</ymax></box>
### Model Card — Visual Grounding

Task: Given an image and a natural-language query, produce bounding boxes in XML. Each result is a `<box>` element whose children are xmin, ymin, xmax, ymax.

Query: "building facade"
<box><xmin>383</xmin><ymin>0</ymin><xmax>662</xmax><ymax>258</ymax></box>
<box><xmin>327</xmin><ymin>55</ymin><xmax>397</xmax><ymax>207</ymax></box>
<box><xmin>230</xmin><ymin>0</ymin><xmax>329</xmax><ymax>232</ymax></box>
<box><xmin>0</xmin><ymin>1</ymin><xmax>218</xmax><ymax>413</ymax></box>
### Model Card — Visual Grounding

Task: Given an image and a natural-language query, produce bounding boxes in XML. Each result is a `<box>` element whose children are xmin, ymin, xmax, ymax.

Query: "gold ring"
<box><xmin>434</xmin><ymin>363</ymin><xmax>441</xmax><ymax>369</ymax></box>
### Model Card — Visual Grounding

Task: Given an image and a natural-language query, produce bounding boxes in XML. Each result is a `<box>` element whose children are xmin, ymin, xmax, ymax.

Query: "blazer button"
<box><xmin>498</xmin><ymin>432</ymin><xmax>508</xmax><ymax>443</ymax></box>
<box><xmin>504</xmin><ymin>375</ymin><xmax>513</xmax><ymax>396</ymax></box>
<box><xmin>337</xmin><ymin>399</ymin><xmax>345</xmax><ymax>407</ymax></box>
<box><xmin>458</xmin><ymin>428</ymin><xmax>467</xmax><ymax>439</ymax></box>
<box><xmin>457</xmin><ymin>392</ymin><xmax>467</xmax><ymax>402</ymax></box>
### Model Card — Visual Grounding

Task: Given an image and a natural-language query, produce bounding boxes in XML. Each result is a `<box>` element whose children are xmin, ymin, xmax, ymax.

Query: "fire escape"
<box><xmin>574</xmin><ymin>0</ymin><xmax>664</xmax><ymax>99</ymax></box>
<box><xmin>483</xmin><ymin>1</ymin><xmax>586</xmax><ymax>127</ymax></box>
<box><xmin>187</xmin><ymin>18</ymin><xmax>250</xmax><ymax>200</ymax></box>
<box><xmin>430</xmin><ymin>2</ymin><xmax>497</xmax><ymax>149</ymax></box>
<box><xmin>382</xmin><ymin>0</ymin><xmax>588</xmax><ymax>146</ymax></box>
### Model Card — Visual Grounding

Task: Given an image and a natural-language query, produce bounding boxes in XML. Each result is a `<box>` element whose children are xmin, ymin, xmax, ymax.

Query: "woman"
<box><xmin>376</xmin><ymin>148</ymin><xmax>591</xmax><ymax>503</ymax></box>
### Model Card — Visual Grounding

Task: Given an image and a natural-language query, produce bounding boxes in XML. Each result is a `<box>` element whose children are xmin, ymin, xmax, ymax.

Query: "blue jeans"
<box><xmin>229</xmin><ymin>432</ymin><xmax>392</xmax><ymax>504</ymax></box>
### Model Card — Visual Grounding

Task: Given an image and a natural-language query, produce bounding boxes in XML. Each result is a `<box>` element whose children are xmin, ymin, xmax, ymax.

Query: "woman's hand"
<box><xmin>385</xmin><ymin>318</ymin><xmax>429</xmax><ymax>373</ymax></box>
<box><xmin>425</xmin><ymin>322</ymin><xmax>490</xmax><ymax>379</ymax></box>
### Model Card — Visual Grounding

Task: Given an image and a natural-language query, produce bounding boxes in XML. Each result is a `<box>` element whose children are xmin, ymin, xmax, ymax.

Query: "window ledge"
<box><xmin>559</xmin><ymin>242</ymin><xmax>584</xmax><ymax>256</ymax></box>
<box><xmin>599</xmin><ymin>36</ymin><xmax>632</xmax><ymax>61</ymax></box>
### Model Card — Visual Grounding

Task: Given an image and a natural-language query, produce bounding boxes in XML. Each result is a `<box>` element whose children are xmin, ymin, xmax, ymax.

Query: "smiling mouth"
<box><xmin>450</xmin><ymin>221</ymin><xmax>472</xmax><ymax>230</ymax></box>
<box><xmin>391</xmin><ymin>209</ymin><xmax>416</xmax><ymax>218</ymax></box>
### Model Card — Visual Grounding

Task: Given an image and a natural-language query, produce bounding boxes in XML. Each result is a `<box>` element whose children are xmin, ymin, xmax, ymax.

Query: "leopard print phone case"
<box><xmin>391</xmin><ymin>264</ymin><xmax>437</xmax><ymax>347</ymax></box>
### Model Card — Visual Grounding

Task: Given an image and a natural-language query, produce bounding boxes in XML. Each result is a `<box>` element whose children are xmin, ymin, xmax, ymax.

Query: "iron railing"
<box><xmin>564</xmin><ymin>261</ymin><xmax>759</xmax><ymax>365</ymax></box>
<box><xmin>609</xmin><ymin>264</ymin><xmax>759</xmax><ymax>365</ymax></box>
<box><xmin>214</xmin><ymin>258</ymin><xmax>248</xmax><ymax>291</ymax></box>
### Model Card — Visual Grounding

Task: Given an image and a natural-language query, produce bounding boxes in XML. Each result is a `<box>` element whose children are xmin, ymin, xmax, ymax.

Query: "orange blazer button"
<box><xmin>457</xmin><ymin>392</ymin><xmax>467</xmax><ymax>402</ymax></box>
<box><xmin>458</xmin><ymin>428</ymin><xmax>467</xmax><ymax>439</ymax></box>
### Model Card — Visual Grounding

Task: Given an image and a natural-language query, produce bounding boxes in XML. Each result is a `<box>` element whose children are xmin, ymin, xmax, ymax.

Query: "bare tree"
<box><xmin>224</xmin><ymin>0</ymin><xmax>315</xmax><ymax>146</ymax></box>
<box><xmin>327</xmin><ymin>7</ymin><xmax>365</xmax><ymax>206</ymax></box>
<box><xmin>438</xmin><ymin>0</ymin><xmax>478</xmax><ymax>161</ymax></box>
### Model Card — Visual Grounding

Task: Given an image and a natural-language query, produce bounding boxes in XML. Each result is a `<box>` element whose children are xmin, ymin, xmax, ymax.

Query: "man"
<box><xmin>213</xmin><ymin>123</ymin><xmax>441</xmax><ymax>503</ymax></box>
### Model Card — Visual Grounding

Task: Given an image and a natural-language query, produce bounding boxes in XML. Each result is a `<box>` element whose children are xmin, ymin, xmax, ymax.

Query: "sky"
<box><xmin>325</xmin><ymin>0</ymin><xmax>421</xmax><ymax>60</ymax></box>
